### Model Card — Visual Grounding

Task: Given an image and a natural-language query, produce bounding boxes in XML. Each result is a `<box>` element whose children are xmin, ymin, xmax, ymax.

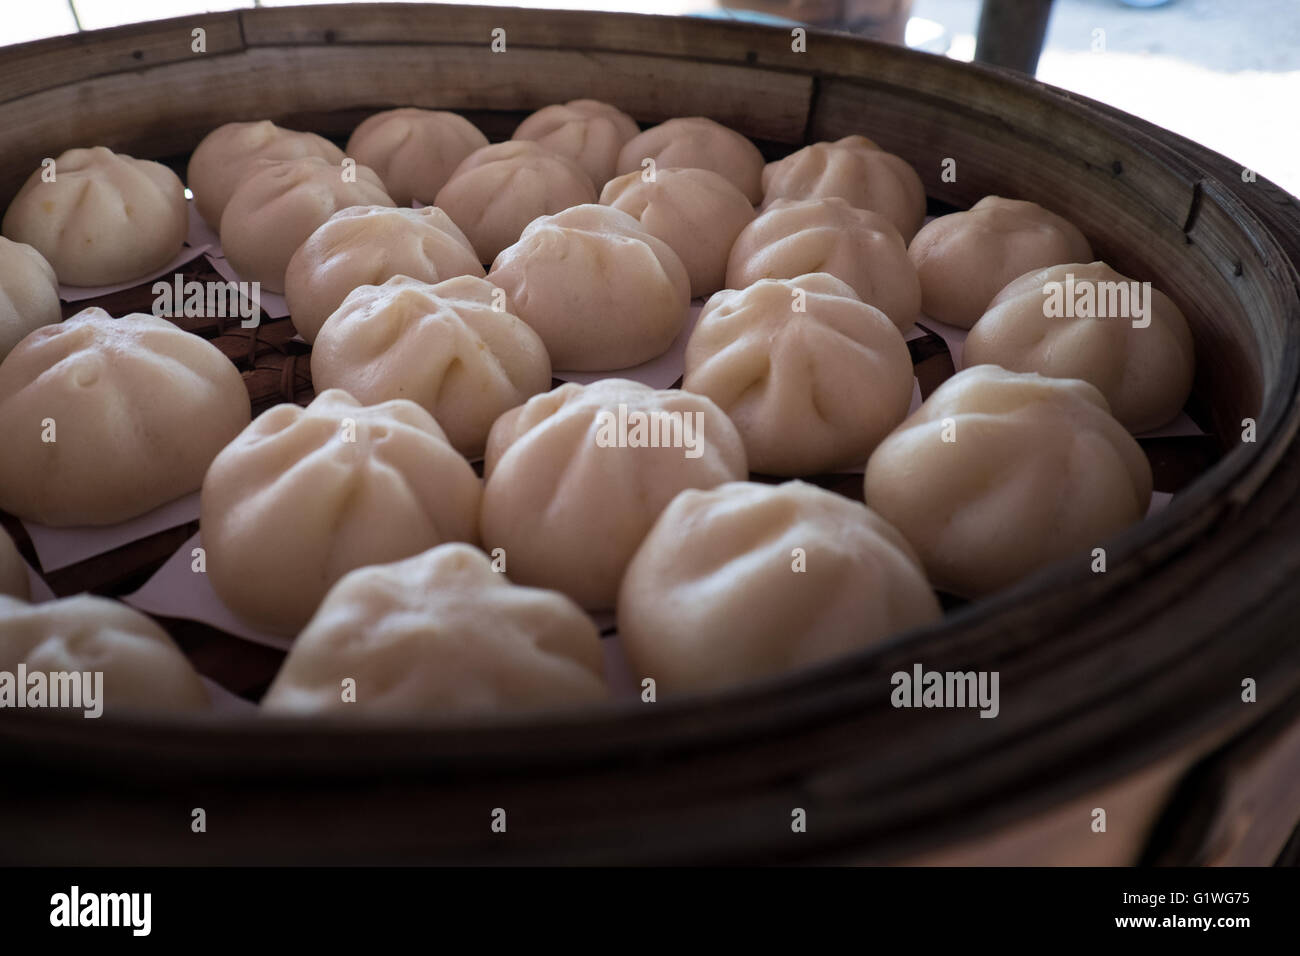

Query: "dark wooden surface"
<box><xmin>0</xmin><ymin>4</ymin><xmax>1297</xmax><ymax>866</ymax></box>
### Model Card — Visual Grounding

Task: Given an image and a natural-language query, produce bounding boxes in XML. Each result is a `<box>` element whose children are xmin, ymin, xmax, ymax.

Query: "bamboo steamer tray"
<box><xmin>1</xmin><ymin>3</ymin><xmax>1299</xmax><ymax>866</ymax></box>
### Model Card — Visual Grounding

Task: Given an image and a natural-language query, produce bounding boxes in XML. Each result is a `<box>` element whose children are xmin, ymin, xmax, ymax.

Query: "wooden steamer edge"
<box><xmin>0</xmin><ymin>4</ymin><xmax>1297</xmax><ymax>865</ymax></box>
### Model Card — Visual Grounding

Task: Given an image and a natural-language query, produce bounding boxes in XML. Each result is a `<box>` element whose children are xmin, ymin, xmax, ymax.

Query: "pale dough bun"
<box><xmin>618</xmin><ymin>481</ymin><xmax>940</xmax><ymax>694</ymax></box>
<box><xmin>512</xmin><ymin>99</ymin><xmax>640</xmax><ymax>189</ymax></box>
<box><xmin>0</xmin><ymin>308</ymin><xmax>250</xmax><ymax>527</ymax></box>
<box><xmin>219</xmin><ymin>156</ymin><xmax>394</xmax><ymax>293</ymax></box>
<box><xmin>481</xmin><ymin>378</ymin><xmax>747</xmax><ymax>609</ymax></box>
<box><xmin>684</xmin><ymin>273</ymin><xmax>913</xmax><ymax>476</ymax></box>
<box><xmin>600</xmin><ymin>166</ymin><xmax>756</xmax><ymax>298</ymax></box>
<box><xmin>262</xmin><ymin>543</ymin><xmax>608</xmax><ymax>717</ymax></box>
<box><xmin>433</xmin><ymin>141</ymin><xmax>597</xmax><ymax>263</ymax></box>
<box><xmin>2</xmin><ymin>146</ymin><xmax>187</xmax><ymax>287</ymax></box>
<box><xmin>187</xmin><ymin>120</ymin><xmax>344</xmax><ymax>229</ymax></box>
<box><xmin>863</xmin><ymin>365</ymin><xmax>1153</xmax><ymax>598</ymax></box>
<box><xmin>0</xmin><ymin>237</ymin><xmax>61</xmax><ymax>361</ymax></box>
<box><xmin>0</xmin><ymin>525</ymin><xmax>28</xmax><ymax>600</ymax></box>
<box><xmin>964</xmin><ymin>261</ymin><xmax>1195</xmax><ymax>433</ymax></box>
<box><xmin>908</xmin><ymin>196</ymin><xmax>1094</xmax><ymax>329</ymax></box>
<box><xmin>0</xmin><ymin>594</ymin><xmax>209</xmax><ymax>712</ymax></box>
<box><xmin>284</xmin><ymin>204</ymin><xmax>484</xmax><ymax>344</ymax></box>
<box><xmin>726</xmin><ymin>197</ymin><xmax>921</xmax><ymax>332</ymax></box>
<box><xmin>487</xmin><ymin>204</ymin><xmax>690</xmax><ymax>370</ymax></box>
<box><xmin>761</xmin><ymin>135</ymin><xmax>927</xmax><ymax>243</ymax></box>
<box><xmin>615</xmin><ymin>117</ymin><xmax>765</xmax><ymax>204</ymax></box>
<box><xmin>200</xmin><ymin>389</ymin><xmax>481</xmax><ymax>636</ymax></box>
<box><xmin>311</xmin><ymin>275</ymin><xmax>553</xmax><ymax>459</ymax></box>
<box><xmin>345</xmin><ymin>108</ymin><xmax>489</xmax><ymax>206</ymax></box>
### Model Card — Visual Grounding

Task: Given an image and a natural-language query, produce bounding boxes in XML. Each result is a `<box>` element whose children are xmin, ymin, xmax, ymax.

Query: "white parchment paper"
<box><xmin>21</xmin><ymin>492</ymin><xmax>200</xmax><ymax>573</ymax></box>
<box><xmin>122</xmin><ymin>532</ymin><xmax>291</xmax><ymax>651</ymax></box>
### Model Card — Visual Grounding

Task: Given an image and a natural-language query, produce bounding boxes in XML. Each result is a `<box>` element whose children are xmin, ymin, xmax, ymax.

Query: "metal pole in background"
<box><xmin>975</xmin><ymin>0</ymin><xmax>1055</xmax><ymax>74</ymax></box>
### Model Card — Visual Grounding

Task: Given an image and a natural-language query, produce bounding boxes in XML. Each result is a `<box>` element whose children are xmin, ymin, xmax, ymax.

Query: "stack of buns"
<box><xmin>0</xmin><ymin>99</ymin><xmax>1195</xmax><ymax>716</ymax></box>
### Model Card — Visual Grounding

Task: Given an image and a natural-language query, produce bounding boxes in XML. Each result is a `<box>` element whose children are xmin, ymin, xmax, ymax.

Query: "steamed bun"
<box><xmin>311</xmin><ymin>275</ymin><xmax>552</xmax><ymax>459</ymax></box>
<box><xmin>512</xmin><ymin>99</ymin><xmax>640</xmax><ymax>189</ymax></box>
<box><xmin>219</xmin><ymin>156</ymin><xmax>394</xmax><ymax>293</ymax></box>
<box><xmin>685</xmin><ymin>274</ymin><xmax>913</xmax><ymax>475</ymax></box>
<box><xmin>908</xmin><ymin>196</ymin><xmax>1093</xmax><ymax>329</ymax></box>
<box><xmin>187</xmin><ymin>120</ymin><xmax>345</xmax><ymax>229</ymax></box>
<box><xmin>863</xmin><ymin>365</ymin><xmax>1152</xmax><ymax>598</ymax></box>
<box><xmin>434</xmin><ymin>141</ymin><xmax>597</xmax><ymax>263</ymax></box>
<box><xmin>0</xmin><ymin>237</ymin><xmax>61</xmax><ymax>360</ymax></box>
<box><xmin>0</xmin><ymin>594</ymin><xmax>209</xmax><ymax>713</ymax></box>
<box><xmin>0</xmin><ymin>525</ymin><xmax>27</xmax><ymax>600</ymax></box>
<box><xmin>964</xmin><ymin>261</ymin><xmax>1195</xmax><ymax>433</ymax></box>
<box><xmin>200</xmin><ymin>389</ymin><xmax>481</xmax><ymax>635</ymax></box>
<box><xmin>2</xmin><ymin>146</ymin><xmax>186</xmax><ymax>287</ymax></box>
<box><xmin>760</xmin><ymin>136</ymin><xmax>926</xmax><ymax>243</ymax></box>
<box><xmin>262</xmin><ymin>543</ymin><xmax>608</xmax><ymax>717</ymax></box>
<box><xmin>615</xmin><ymin>117</ymin><xmax>765</xmax><ymax>204</ymax></box>
<box><xmin>618</xmin><ymin>481</ymin><xmax>940</xmax><ymax>694</ymax></box>
<box><xmin>726</xmin><ymin>197</ymin><xmax>921</xmax><ymax>331</ymax></box>
<box><xmin>600</xmin><ymin>166</ymin><xmax>756</xmax><ymax>298</ymax></box>
<box><xmin>0</xmin><ymin>308</ymin><xmax>250</xmax><ymax>526</ymax></box>
<box><xmin>481</xmin><ymin>379</ymin><xmax>747</xmax><ymax>609</ymax></box>
<box><xmin>487</xmin><ymin>204</ymin><xmax>690</xmax><ymax>370</ymax></box>
<box><xmin>284</xmin><ymin>204</ymin><xmax>484</xmax><ymax>344</ymax></box>
<box><xmin>345</xmin><ymin>108</ymin><xmax>489</xmax><ymax>206</ymax></box>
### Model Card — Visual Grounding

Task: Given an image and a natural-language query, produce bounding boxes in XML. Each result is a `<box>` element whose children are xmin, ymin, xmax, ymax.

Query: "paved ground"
<box><xmin>918</xmin><ymin>0</ymin><xmax>1300</xmax><ymax>71</ymax></box>
<box><xmin>914</xmin><ymin>0</ymin><xmax>1300</xmax><ymax>192</ymax></box>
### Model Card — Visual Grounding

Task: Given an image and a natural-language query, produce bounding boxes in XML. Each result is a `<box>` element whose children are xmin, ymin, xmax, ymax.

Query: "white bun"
<box><xmin>512</xmin><ymin>99</ymin><xmax>640</xmax><ymax>189</ymax></box>
<box><xmin>218</xmin><ymin>156</ymin><xmax>394</xmax><ymax>294</ymax></box>
<box><xmin>964</xmin><ymin>261</ymin><xmax>1195</xmax><ymax>433</ymax></box>
<box><xmin>2</xmin><ymin>146</ymin><xmax>186</xmax><ymax>287</ymax></box>
<box><xmin>311</xmin><ymin>274</ymin><xmax>552</xmax><ymax>459</ymax></box>
<box><xmin>345</xmin><ymin>108</ymin><xmax>488</xmax><ymax>206</ymax></box>
<box><xmin>601</xmin><ymin>166</ymin><xmax>755</xmax><ymax>298</ymax></box>
<box><xmin>760</xmin><ymin>136</ymin><xmax>926</xmax><ymax>243</ymax></box>
<box><xmin>284</xmin><ymin>204</ymin><xmax>484</xmax><ymax>344</ymax></box>
<box><xmin>618</xmin><ymin>481</ymin><xmax>941</xmax><ymax>694</ymax></box>
<box><xmin>0</xmin><ymin>594</ymin><xmax>209</xmax><ymax>713</ymax></box>
<box><xmin>685</xmin><ymin>273</ymin><xmax>914</xmax><ymax>476</ymax></box>
<box><xmin>187</xmin><ymin>120</ymin><xmax>344</xmax><ymax>229</ymax></box>
<box><xmin>726</xmin><ymin>197</ymin><xmax>920</xmax><ymax>331</ymax></box>
<box><xmin>481</xmin><ymin>379</ymin><xmax>747</xmax><ymax>609</ymax></box>
<box><xmin>908</xmin><ymin>196</ymin><xmax>1094</xmax><ymax>329</ymax></box>
<box><xmin>262</xmin><ymin>543</ymin><xmax>608</xmax><ymax>717</ymax></box>
<box><xmin>433</xmin><ymin>141</ymin><xmax>597</xmax><ymax>263</ymax></box>
<box><xmin>864</xmin><ymin>365</ymin><xmax>1152</xmax><ymax>598</ymax></box>
<box><xmin>615</xmin><ymin>117</ymin><xmax>765</xmax><ymax>204</ymax></box>
<box><xmin>0</xmin><ymin>308</ymin><xmax>250</xmax><ymax>526</ymax></box>
<box><xmin>487</xmin><ymin>204</ymin><xmax>690</xmax><ymax>370</ymax></box>
<box><xmin>200</xmin><ymin>389</ymin><xmax>481</xmax><ymax>635</ymax></box>
<box><xmin>0</xmin><ymin>237</ymin><xmax>60</xmax><ymax>361</ymax></box>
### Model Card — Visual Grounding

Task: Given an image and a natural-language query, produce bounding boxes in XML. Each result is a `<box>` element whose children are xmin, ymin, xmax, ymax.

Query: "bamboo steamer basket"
<box><xmin>0</xmin><ymin>3</ymin><xmax>1298</xmax><ymax>866</ymax></box>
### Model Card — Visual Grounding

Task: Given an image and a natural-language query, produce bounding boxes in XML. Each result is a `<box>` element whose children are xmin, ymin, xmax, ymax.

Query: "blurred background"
<box><xmin>3</xmin><ymin>1</ymin><xmax>1297</xmax><ymax>192</ymax></box>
